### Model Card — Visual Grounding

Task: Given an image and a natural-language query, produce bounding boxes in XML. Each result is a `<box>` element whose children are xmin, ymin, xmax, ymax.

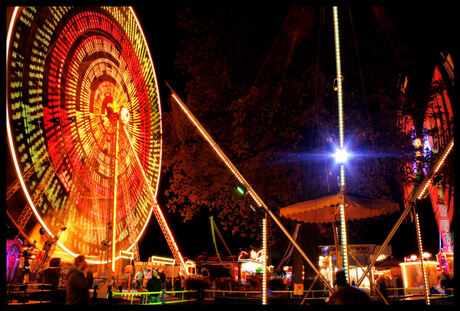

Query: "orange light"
<box><xmin>333</xmin><ymin>6</ymin><xmax>344</xmax><ymax>148</ymax></box>
<box><xmin>262</xmin><ymin>216</ymin><xmax>267</xmax><ymax>305</ymax></box>
<box><xmin>120</xmin><ymin>250</ymin><xmax>134</xmax><ymax>260</ymax></box>
<box><xmin>122</xmin><ymin>125</ymin><xmax>189</xmax><ymax>276</ymax></box>
<box><xmin>422</xmin><ymin>252</ymin><xmax>431</xmax><ymax>259</ymax></box>
<box><xmin>128</xmin><ymin>5</ymin><xmax>164</xmax><ymax>251</ymax></box>
<box><xmin>112</xmin><ymin>120</ymin><xmax>120</xmax><ymax>272</ymax></box>
<box><xmin>150</xmin><ymin>255</ymin><xmax>175</xmax><ymax>265</ymax></box>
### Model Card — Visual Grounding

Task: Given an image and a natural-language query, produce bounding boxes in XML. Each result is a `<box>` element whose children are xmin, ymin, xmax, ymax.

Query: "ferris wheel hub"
<box><xmin>120</xmin><ymin>107</ymin><xmax>130</xmax><ymax>125</ymax></box>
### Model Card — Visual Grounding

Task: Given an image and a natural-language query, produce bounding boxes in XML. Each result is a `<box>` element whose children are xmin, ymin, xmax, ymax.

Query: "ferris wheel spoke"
<box><xmin>7</xmin><ymin>153</ymin><xmax>49</xmax><ymax>201</ymax></box>
<box><xmin>110</xmin><ymin>120</ymin><xmax>121</xmax><ymax>271</ymax></box>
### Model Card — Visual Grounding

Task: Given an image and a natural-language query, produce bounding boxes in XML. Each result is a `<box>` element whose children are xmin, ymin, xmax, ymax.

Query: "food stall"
<box><xmin>400</xmin><ymin>253</ymin><xmax>441</xmax><ymax>296</ymax></box>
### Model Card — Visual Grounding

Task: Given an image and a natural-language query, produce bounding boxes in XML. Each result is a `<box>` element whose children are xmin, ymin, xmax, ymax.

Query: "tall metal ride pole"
<box><xmin>414</xmin><ymin>208</ymin><xmax>431</xmax><ymax>305</ymax></box>
<box><xmin>332</xmin><ymin>6</ymin><xmax>349</xmax><ymax>282</ymax></box>
<box><xmin>262</xmin><ymin>213</ymin><xmax>267</xmax><ymax>305</ymax></box>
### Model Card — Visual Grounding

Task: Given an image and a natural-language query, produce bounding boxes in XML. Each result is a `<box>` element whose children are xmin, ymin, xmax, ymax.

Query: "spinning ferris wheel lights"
<box><xmin>7</xmin><ymin>6</ymin><xmax>166</xmax><ymax>267</ymax></box>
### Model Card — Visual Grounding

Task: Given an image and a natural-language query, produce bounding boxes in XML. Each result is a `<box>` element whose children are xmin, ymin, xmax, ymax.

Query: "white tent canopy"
<box><xmin>280</xmin><ymin>193</ymin><xmax>400</xmax><ymax>224</ymax></box>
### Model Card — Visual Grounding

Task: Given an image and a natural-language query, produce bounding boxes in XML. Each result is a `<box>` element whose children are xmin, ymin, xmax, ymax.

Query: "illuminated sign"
<box><xmin>120</xmin><ymin>250</ymin><xmax>134</xmax><ymax>260</ymax></box>
<box><xmin>150</xmin><ymin>256</ymin><xmax>175</xmax><ymax>265</ymax></box>
<box><xmin>186</xmin><ymin>260</ymin><xmax>195</xmax><ymax>268</ymax></box>
<box><xmin>238</xmin><ymin>249</ymin><xmax>265</xmax><ymax>263</ymax></box>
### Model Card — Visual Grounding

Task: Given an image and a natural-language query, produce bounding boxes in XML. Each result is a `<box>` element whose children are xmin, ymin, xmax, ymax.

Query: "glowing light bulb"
<box><xmin>334</xmin><ymin>148</ymin><xmax>349</xmax><ymax>164</ymax></box>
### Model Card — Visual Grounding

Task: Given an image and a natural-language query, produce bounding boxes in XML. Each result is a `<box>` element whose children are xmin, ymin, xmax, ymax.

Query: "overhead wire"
<box><xmin>348</xmin><ymin>7</ymin><xmax>376</xmax><ymax>147</ymax></box>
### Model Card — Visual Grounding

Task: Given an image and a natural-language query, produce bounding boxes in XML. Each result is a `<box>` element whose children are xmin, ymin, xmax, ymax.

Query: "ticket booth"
<box><xmin>400</xmin><ymin>261</ymin><xmax>440</xmax><ymax>295</ymax></box>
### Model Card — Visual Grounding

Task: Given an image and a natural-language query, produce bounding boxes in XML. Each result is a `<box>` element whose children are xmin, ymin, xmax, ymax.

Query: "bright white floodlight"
<box><xmin>334</xmin><ymin>148</ymin><xmax>349</xmax><ymax>164</ymax></box>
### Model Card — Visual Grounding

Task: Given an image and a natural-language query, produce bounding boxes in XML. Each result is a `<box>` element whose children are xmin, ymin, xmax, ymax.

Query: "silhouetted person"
<box><xmin>147</xmin><ymin>270</ymin><xmax>162</xmax><ymax>303</ymax></box>
<box><xmin>328</xmin><ymin>269</ymin><xmax>371</xmax><ymax>304</ymax></box>
<box><xmin>377</xmin><ymin>276</ymin><xmax>388</xmax><ymax>302</ymax></box>
<box><xmin>65</xmin><ymin>255</ymin><xmax>93</xmax><ymax>305</ymax></box>
<box><xmin>441</xmin><ymin>274</ymin><xmax>454</xmax><ymax>295</ymax></box>
<box><xmin>159</xmin><ymin>269</ymin><xmax>166</xmax><ymax>290</ymax></box>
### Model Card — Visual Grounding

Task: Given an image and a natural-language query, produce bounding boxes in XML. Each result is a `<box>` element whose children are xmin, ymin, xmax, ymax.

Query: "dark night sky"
<box><xmin>132</xmin><ymin>6</ymin><xmax>454</xmax><ymax>262</ymax></box>
<box><xmin>5</xmin><ymin>6</ymin><xmax>455</xmax><ymax>265</ymax></box>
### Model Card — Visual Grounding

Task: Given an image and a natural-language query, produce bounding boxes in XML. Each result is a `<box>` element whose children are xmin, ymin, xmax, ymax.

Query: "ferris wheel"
<box><xmin>6</xmin><ymin>6</ymin><xmax>186</xmax><ymax>272</ymax></box>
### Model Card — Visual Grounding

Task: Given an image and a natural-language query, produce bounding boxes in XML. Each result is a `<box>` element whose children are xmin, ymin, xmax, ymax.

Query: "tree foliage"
<box><xmin>160</xmin><ymin>7</ymin><xmax>427</xmax><ymax>244</ymax></box>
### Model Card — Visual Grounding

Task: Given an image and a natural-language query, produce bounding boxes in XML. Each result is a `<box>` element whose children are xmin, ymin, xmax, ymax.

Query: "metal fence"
<box><xmin>110</xmin><ymin>290</ymin><xmax>197</xmax><ymax>305</ymax></box>
<box><xmin>202</xmin><ymin>287</ymin><xmax>454</xmax><ymax>303</ymax></box>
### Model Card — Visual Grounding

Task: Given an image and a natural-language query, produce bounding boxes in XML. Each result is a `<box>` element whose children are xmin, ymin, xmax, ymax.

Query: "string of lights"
<box><xmin>332</xmin><ymin>6</ymin><xmax>349</xmax><ymax>282</ymax></box>
<box><xmin>414</xmin><ymin>211</ymin><xmax>431</xmax><ymax>305</ymax></box>
<box><xmin>262</xmin><ymin>215</ymin><xmax>267</xmax><ymax>305</ymax></box>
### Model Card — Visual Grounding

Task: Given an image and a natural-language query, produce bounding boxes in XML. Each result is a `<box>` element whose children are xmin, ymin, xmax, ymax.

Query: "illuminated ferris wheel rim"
<box><xmin>6</xmin><ymin>6</ymin><xmax>163</xmax><ymax>264</ymax></box>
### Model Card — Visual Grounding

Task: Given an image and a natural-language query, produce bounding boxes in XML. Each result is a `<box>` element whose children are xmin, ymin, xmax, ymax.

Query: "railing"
<box><xmin>369</xmin><ymin>287</ymin><xmax>455</xmax><ymax>300</ymax></box>
<box><xmin>110</xmin><ymin>289</ymin><xmax>197</xmax><ymax>305</ymax></box>
<box><xmin>203</xmin><ymin>289</ymin><xmax>330</xmax><ymax>302</ymax></box>
<box><xmin>203</xmin><ymin>287</ymin><xmax>455</xmax><ymax>303</ymax></box>
<box><xmin>203</xmin><ymin>289</ymin><xmax>261</xmax><ymax>300</ymax></box>
<box><xmin>6</xmin><ymin>282</ymin><xmax>55</xmax><ymax>304</ymax></box>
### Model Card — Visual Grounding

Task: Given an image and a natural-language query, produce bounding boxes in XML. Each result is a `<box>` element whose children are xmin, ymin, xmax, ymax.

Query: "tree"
<box><xmin>160</xmin><ymin>7</ymin><xmax>430</xmax><ymax>256</ymax></box>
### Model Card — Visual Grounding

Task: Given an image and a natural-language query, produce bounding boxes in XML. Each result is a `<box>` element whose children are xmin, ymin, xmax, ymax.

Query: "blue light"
<box><xmin>334</xmin><ymin>148</ymin><xmax>349</xmax><ymax>164</ymax></box>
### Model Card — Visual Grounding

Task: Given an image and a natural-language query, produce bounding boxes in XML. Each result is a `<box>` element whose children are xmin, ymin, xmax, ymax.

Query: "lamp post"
<box><xmin>262</xmin><ymin>213</ymin><xmax>267</xmax><ymax>305</ymax></box>
<box><xmin>332</xmin><ymin>6</ymin><xmax>349</xmax><ymax>283</ymax></box>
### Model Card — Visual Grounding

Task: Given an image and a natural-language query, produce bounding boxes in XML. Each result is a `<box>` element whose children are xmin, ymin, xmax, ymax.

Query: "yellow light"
<box><xmin>414</xmin><ymin>212</ymin><xmax>431</xmax><ymax>305</ymax></box>
<box><xmin>333</xmin><ymin>6</ymin><xmax>344</xmax><ymax>150</ymax></box>
<box><xmin>120</xmin><ymin>250</ymin><xmax>134</xmax><ymax>260</ymax></box>
<box><xmin>150</xmin><ymin>255</ymin><xmax>175</xmax><ymax>265</ymax></box>
<box><xmin>186</xmin><ymin>260</ymin><xmax>195</xmax><ymax>268</ymax></box>
<box><xmin>333</xmin><ymin>7</ymin><xmax>348</xmax><ymax>282</ymax></box>
<box><xmin>415</xmin><ymin>139</ymin><xmax>453</xmax><ymax>201</ymax></box>
<box><xmin>339</xmin><ymin>201</ymin><xmax>349</xmax><ymax>280</ymax></box>
<box><xmin>128</xmin><ymin>7</ymin><xmax>166</xmax><ymax>254</ymax></box>
<box><xmin>7</xmin><ymin>7</ymin><xmax>54</xmax><ymax>240</ymax></box>
<box><xmin>262</xmin><ymin>216</ymin><xmax>267</xmax><ymax>305</ymax></box>
<box><xmin>112</xmin><ymin>121</ymin><xmax>120</xmax><ymax>272</ymax></box>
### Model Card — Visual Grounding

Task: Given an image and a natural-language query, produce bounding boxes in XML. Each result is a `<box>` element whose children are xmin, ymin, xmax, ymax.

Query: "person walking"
<box><xmin>134</xmin><ymin>269</ymin><xmax>144</xmax><ymax>289</ymax></box>
<box><xmin>65</xmin><ymin>255</ymin><xmax>94</xmax><ymax>305</ymax></box>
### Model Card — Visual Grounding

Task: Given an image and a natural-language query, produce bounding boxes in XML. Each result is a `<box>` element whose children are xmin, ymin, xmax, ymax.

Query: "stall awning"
<box><xmin>279</xmin><ymin>193</ymin><xmax>400</xmax><ymax>224</ymax></box>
